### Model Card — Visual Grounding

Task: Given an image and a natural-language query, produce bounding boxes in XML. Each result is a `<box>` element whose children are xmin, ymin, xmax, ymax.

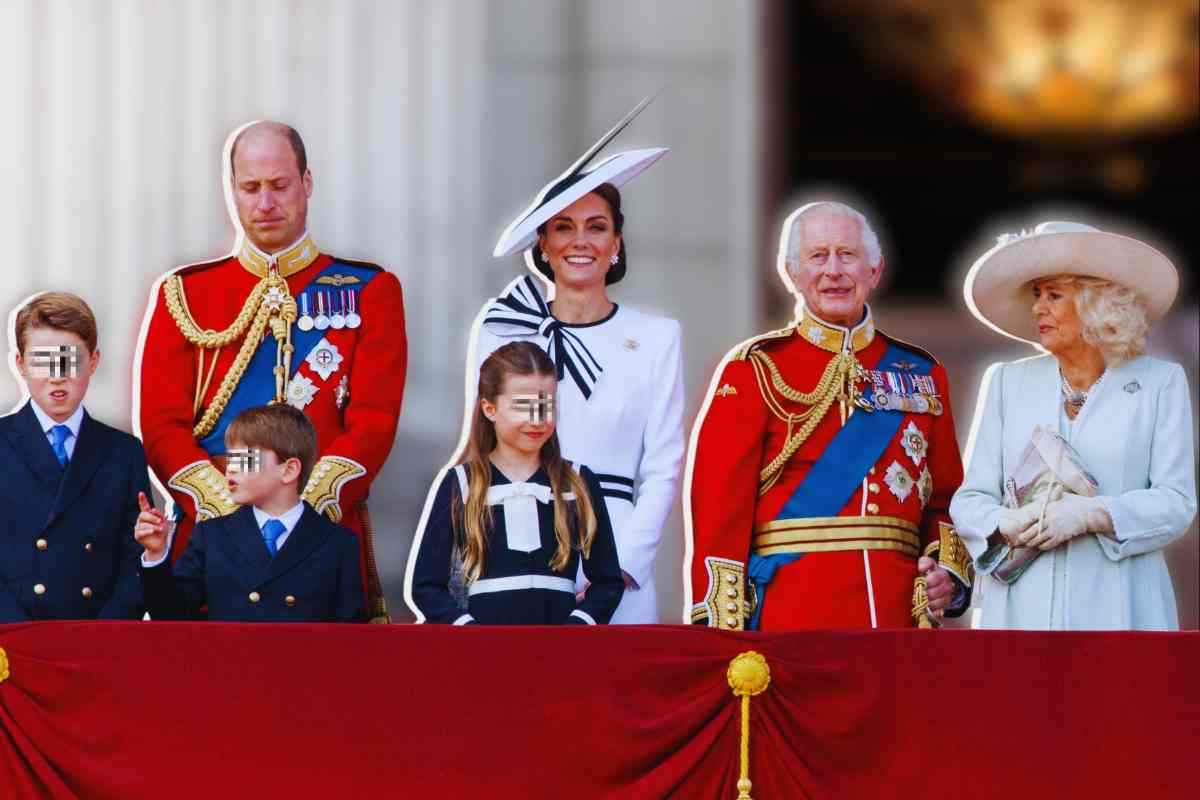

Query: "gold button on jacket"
<box><xmin>248</xmin><ymin>591</ymin><xmax>261</xmax><ymax>603</ymax></box>
<box><xmin>35</xmin><ymin>538</ymin><xmax>48</xmax><ymax>551</ymax></box>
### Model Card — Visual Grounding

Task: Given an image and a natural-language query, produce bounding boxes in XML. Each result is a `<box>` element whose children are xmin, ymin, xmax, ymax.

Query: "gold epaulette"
<box><xmin>302</xmin><ymin>456</ymin><xmax>367</xmax><ymax>523</ymax></box>
<box><xmin>732</xmin><ymin>326</ymin><xmax>795</xmax><ymax>361</ymax></box>
<box><xmin>167</xmin><ymin>460</ymin><xmax>239</xmax><ymax>521</ymax></box>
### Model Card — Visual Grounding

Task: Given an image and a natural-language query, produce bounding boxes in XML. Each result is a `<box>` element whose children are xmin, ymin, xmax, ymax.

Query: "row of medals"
<box><xmin>296</xmin><ymin>288</ymin><xmax>362</xmax><ymax>332</ymax></box>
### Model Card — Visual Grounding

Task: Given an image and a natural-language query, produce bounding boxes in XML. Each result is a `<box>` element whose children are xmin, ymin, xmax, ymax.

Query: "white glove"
<box><xmin>1017</xmin><ymin>494</ymin><xmax>1113</xmax><ymax>551</ymax></box>
<box><xmin>997</xmin><ymin>504</ymin><xmax>1041</xmax><ymax>547</ymax></box>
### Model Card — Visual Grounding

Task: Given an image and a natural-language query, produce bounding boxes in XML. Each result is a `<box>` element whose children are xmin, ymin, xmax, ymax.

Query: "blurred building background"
<box><xmin>0</xmin><ymin>0</ymin><xmax>1195</xmax><ymax>627</ymax></box>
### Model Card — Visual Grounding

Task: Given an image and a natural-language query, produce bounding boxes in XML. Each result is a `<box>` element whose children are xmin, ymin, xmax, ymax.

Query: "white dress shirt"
<box><xmin>29</xmin><ymin>399</ymin><xmax>84</xmax><ymax>460</ymax></box>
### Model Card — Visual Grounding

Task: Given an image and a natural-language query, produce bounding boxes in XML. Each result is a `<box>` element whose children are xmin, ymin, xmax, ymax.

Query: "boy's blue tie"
<box><xmin>50</xmin><ymin>424</ymin><xmax>71</xmax><ymax>467</ymax></box>
<box><xmin>261</xmin><ymin>519</ymin><xmax>286</xmax><ymax>557</ymax></box>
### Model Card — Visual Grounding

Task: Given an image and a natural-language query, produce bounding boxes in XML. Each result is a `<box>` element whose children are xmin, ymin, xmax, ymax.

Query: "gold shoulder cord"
<box><xmin>748</xmin><ymin>349</ymin><xmax>867</xmax><ymax>494</ymax></box>
<box><xmin>164</xmin><ymin>270</ymin><xmax>297</xmax><ymax>439</ymax></box>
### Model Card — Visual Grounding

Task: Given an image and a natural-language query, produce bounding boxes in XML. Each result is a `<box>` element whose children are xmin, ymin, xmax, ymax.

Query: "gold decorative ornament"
<box><xmin>302</xmin><ymin>456</ymin><xmax>367</xmax><ymax>522</ymax></box>
<box><xmin>702</xmin><ymin>557</ymin><xmax>748</xmax><ymax>630</ymax></box>
<box><xmin>749</xmin><ymin>348</ymin><xmax>869</xmax><ymax>493</ymax></box>
<box><xmin>913</xmin><ymin>522</ymin><xmax>974</xmax><ymax>627</ymax></box>
<box><xmin>912</xmin><ymin>574</ymin><xmax>935</xmax><ymax>628</ymax></box>
<box><xmin>167</xmin><ymin>461</ymin><xmax>239</xmax><ymax>520</ymax></box>
<box><xmin>727</xmin><ymin>651</ymin><xmax>771</xmax><ymax>800</ymax></box>
<box><xmin>0</xmin><ymin>646</ymin><xmax>9</xmax><ymax>683</ymax></box>
<box><xmin>164</xmin><ymin>262</ymin><xmax>299</xmax><ymax>439</ymax></box>
<box><xmin>715</xmin><ymin>383</ymin><xmax>739</xmax><ymax>398</ymax></box>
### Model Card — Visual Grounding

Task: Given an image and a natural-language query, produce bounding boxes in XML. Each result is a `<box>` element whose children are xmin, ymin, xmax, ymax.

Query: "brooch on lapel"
<box><xmin>1124</xmin><ymin>380</ymin><xmax>1141</xmax><ymax>394</ymax></box>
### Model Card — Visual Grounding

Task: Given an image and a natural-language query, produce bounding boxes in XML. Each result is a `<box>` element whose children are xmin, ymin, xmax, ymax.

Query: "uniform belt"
<box><xmin>752</xmin><ymin>515</ymin><xmax>920</xmax><ymax>558</ymax></box>
<box><xmin>594</xmin><ymin>473</ymin><xmax>634</xmax><ymax>503</ymax></box>
<box><xmin>467</xmin><ymin>575</ymin><xmax>575</xmax><ymax>596</ymax></box>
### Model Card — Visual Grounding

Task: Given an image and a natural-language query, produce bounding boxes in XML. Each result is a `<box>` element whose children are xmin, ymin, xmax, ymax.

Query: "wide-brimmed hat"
<box><xmin>964</xmin><ymin>220</ymin><xmax>1178</xmax><ymax>344</ymax></box>
<box><xmin>493</xmin><ymin>96</ymin><xmax>667</xmax><ymax>284</ymax></box>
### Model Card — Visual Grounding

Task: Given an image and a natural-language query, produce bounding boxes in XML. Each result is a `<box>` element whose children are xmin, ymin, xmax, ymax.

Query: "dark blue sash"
<box><xmin>198</xmin><ymin>261</ymin><xmax>378</xmax><ymax>454</ymax></box>
<box><xmin>748</xmin><ymin>341</ymin><xmax>933</xmax><ymax>629</ymax></box>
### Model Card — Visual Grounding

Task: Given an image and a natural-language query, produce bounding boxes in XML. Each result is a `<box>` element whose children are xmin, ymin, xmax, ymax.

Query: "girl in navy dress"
<box><xmin>410</xmin><ymin>341</ymin><xmax>623</xmax><ymax>624</ymax></box>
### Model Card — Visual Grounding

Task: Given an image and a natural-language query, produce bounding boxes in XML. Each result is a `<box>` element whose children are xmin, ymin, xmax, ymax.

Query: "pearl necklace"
<box><xmin>1061</xmin><ymin>369</ymin><xmax>1104</xmax><ymax>418</ymax></box>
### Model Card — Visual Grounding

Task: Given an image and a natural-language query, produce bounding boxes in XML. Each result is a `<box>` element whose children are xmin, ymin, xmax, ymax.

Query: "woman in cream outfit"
<box><xmin>951</xmin><ymin>221</ymin><xmax>1196</xmax><ymax>630</ymax></box>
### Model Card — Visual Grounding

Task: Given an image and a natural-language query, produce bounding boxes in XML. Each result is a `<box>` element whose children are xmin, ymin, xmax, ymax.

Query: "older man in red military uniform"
<box><xmin>135</xmin><ymin>121</ymin><xmax>406</xmax><ymax>621</ymax></box>
<box><xmin>686</xmin><ymin>202</ymin><xmax>971</xmax><ymax>630</ymax></box>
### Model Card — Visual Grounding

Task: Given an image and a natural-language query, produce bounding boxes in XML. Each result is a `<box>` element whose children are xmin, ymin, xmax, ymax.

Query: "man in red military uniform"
<box><xmin>686</xmin><ymin>202</ymin><xmax>971</xmax><ymax>630</ymax></box>
<box><xmin>135</xmin><ymin>121</ymin><xmax>406</xmax><ymax>622</ymax></box>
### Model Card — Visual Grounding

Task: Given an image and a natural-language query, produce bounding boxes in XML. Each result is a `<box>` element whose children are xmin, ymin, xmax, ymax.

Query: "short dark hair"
<box><xmin>225</xmin><ymin>404</ymin><xmax>318</xmax><ymax>489</ymax></box>
<box><xmin>229</xmin><ymin>123</ymin><xmax>308</xmax><ymax>178</ymax></box>
<box><xmin>14</xmin><ymin>292</ymin><xmax>99</xmax><ymax>354</ymax></box>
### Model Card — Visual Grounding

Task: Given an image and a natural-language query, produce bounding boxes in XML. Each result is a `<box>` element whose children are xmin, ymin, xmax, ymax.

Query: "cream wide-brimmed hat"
<box><xmin>964</xmin><ymin>220</ymin><xmax>1179</xmax><ymax>345</ymax></box>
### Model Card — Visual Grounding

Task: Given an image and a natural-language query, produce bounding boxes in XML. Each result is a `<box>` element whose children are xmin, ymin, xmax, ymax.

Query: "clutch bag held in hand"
<box><xmin>976</xmin><ymin>425</ymin><xmax>1099</xmax><ymax>584</ymax></box>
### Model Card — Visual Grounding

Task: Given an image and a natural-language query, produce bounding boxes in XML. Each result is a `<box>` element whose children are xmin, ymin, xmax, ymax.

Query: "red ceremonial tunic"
<box><xmin>688</xmin><ymin>307</ymin><xmax>962</xmax><ymax>630</ymax></box>
<box><xmin>137</xmin><ymin>234</ymin><xmax>406</xmax><ymax>617</ymax></box>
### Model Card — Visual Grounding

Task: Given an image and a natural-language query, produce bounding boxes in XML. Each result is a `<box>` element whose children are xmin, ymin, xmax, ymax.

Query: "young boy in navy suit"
<box><xmin>136</xmin><ymin>404</ymin><xmax>364</xmax><ymax>622</ymax></box>
<box><xmin>0</xmin><ymin>292</ymin><xmax>149</xmax><ymax>622</ymax></box>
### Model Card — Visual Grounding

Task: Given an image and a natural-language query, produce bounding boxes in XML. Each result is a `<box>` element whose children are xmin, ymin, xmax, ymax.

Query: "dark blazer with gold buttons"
<box><xmin>0</xmin><ymin>401</ymin><xmax>150</xmax><ymax>622</ymax></box>
<box><xmin>140</xmin><ymin>503</ymin><xmax>364</xmax><ymax>622</ymax></box>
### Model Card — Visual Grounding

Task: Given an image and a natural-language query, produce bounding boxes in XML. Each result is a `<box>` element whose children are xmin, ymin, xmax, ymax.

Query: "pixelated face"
<box><xmin>16</xmin><ymin>328</ymin><xmax>98</xmax><ymax>422</ymax></box>
<box><xmin>224</xmin><ymin>442</ymin><xmax>299</xmax><ymax>506</ymax></box>
<box><xmin>1031</xmin><ymin>278</ymin><xmax>1084</xmax><ymax>355</ymax></box>
<box><xmin>511</xmin><ymin>392</ymin><xmax>555</xmax><ymax>424</ymax></box>
<box><xmin>482</xmin><ymin>373</ymin><xmax>557</xmax><ymax>456</ymax></box>
<box><xmin>788</xmin><ymin>210</ymin><xmax>881</xmax><ymax>327</ymax></box>
<box><xmin>537</xmin><ymin>192</ymin><xmax>620</xmax><ymax>291</ymax></box>
<box><xmin>231</xmin><ymin>128</ymin><xmax>312</xmax><ymax>253</ymax></box>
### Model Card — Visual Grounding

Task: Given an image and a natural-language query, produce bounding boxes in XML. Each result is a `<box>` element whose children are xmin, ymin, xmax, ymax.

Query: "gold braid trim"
<box><xmin>164</xmin><ymin>274</ymin><xmax>267</xmax><ymax>348</ymax></box>
<box><xmin>749</xmin><ymin>349</ymin><xmax>865</xmax><ymax>494</ymax></box>
<box><xmin>163</xmin><ymin>271</ymin><xmax>295</xmax><ymax>439</ymax></box>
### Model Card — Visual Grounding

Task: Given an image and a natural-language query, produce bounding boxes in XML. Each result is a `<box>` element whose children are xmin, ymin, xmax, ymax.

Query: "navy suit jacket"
<box><xmin>141</xmin><ymin>503</ymin><xmax>365</xmax><ymax>622</ymax></box>
<box><xmin>0</xmin><ymin>401</ymin><xmax>149</xmax><ymax>622</ymax></box>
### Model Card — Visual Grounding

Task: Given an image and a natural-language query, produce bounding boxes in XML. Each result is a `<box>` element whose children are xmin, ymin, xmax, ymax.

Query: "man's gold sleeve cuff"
<box><xmin>924</xmin><ymin>521</ymin><xmax>974</xmax><ymax>588</ymax></box>
<box><xmin>167</xmin><ymin>461</ymin><xmax>239</xmax><ymax>521</ymax></box>
<box><xmin>302</xmin><ymin>456</ymin><xmax>367</xmax><ymax>522</ymax></box>
<box><xmin>692</xmin><ymin>557</ymin><xmax>749</xmax><ymax>630</ymax></box>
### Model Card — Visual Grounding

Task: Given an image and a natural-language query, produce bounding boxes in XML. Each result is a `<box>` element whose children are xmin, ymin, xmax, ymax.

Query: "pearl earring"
<box><xmin>610</xmin><ymin>252</ymin><xmax>619</xmax><ymax>266</ymax></box>
<box><xmin>541</xmin><ymin>251</ymin><xmax>549</xmax><ymax>264</ymax></box>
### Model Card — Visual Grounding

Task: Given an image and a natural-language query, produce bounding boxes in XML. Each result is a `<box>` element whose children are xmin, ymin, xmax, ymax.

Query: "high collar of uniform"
<box><xmin>237</xmin><ymin>232</ymin><xmax>319</xmax><ymax>278</ymax></box>
<box><xmin>796</xmin><ymin>305</ymin><xmax>875</xmax><ymax>354</ymax></box>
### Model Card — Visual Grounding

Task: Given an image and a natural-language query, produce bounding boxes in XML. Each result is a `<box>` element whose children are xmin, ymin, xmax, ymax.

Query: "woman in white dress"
<box><xmin>951</xmin><ymin>220</ymin><xmax>1196</xmax><ymax>630</ymax></box>
<box><xmin>462</xmin><ymin>104</ymin><xmax>684</xmax><ymax>624</ymax></box>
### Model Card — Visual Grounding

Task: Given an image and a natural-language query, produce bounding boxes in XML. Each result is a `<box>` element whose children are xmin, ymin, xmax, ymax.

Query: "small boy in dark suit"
<box><xmin>1</xmin><ymin>292</ymin><xmax>150</xmax><ymax>622</ymax></box>
<box><xmin>136</xmin><ymin>404</ymin><xmax>364</xmax><ymax>622</ymax></box>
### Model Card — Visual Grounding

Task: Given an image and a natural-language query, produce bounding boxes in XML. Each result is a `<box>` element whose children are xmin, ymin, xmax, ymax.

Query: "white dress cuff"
<box><xmin>569</xmin><ymin>609</ymin><xmax>597</xmax><ymax>625</ymax></box>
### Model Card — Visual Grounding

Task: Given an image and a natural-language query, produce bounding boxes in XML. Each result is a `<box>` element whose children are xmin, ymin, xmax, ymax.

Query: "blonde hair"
<box><xmin>454</xmin><ymin>342</ymin><xmax>598</xmax><ymax>583</ymax></box>
<box><xmin>1043</xmin><ymin>274</ymin><xmax>1149</xmax><ymax>365</ymax></box>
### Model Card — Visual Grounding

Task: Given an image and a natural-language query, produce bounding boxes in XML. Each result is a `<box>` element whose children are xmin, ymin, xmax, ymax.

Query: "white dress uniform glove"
<box><xmin>1017</xmin><ymin>494</ymin><xmax>1114</xmax><ymax>552</ymax></box>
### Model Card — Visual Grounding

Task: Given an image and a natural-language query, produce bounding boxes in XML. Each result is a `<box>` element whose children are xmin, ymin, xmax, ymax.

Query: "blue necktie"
<box><xmin>261</xmin><ymin>519</ymin><xmax>286</xmax><ymax>557</ymax></box>
<box><xmin>50</xmin><ymin>424</ymin><xmax>71</xmax><ymax>467</ymax></box>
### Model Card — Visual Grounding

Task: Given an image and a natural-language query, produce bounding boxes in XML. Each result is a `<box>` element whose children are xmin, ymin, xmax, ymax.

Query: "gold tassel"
<box><xmin>727</xmin><ymin>651</ymin><xmax>771</xmax><ymax>799</ymax></box>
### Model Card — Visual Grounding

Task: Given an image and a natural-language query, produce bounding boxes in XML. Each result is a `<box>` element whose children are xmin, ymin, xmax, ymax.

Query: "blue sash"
<box><xmin>198</xmin><ymin>260</ymin><xmax>379</xmax><ymax>455</ymax></box>
<box><xmin>747</xmin><ymin>341</ymin><xmax>933</xmax><ymax>629</ymax></box>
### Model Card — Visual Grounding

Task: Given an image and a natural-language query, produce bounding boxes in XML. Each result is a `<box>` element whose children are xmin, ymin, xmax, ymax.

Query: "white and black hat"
<box><xmin>492</xmin><ymin>96</ymin><xmax>668</xmax><ymax>285</ymax></box>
